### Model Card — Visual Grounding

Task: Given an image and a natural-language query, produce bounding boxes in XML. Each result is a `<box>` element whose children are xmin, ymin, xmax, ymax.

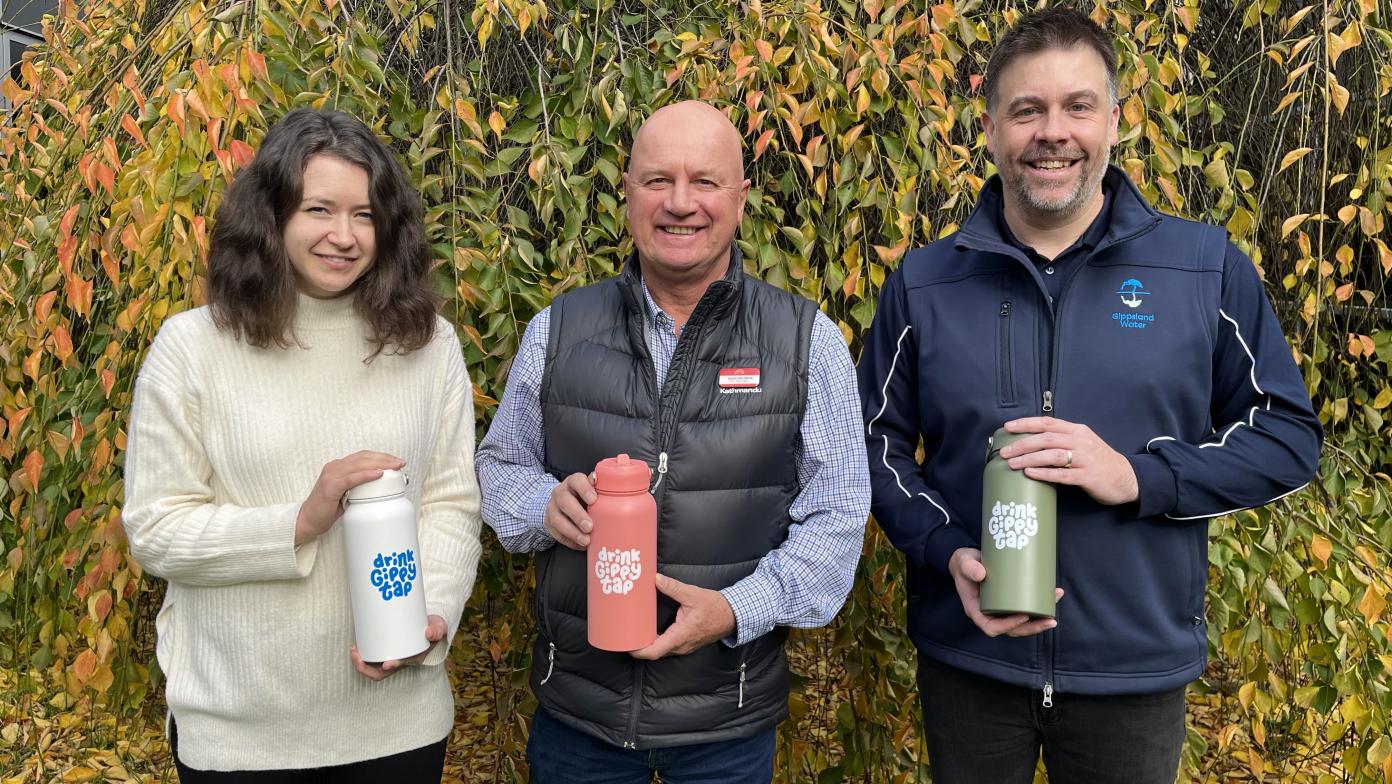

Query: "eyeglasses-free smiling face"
<box><xmin>282</xmin><ymin>154</ymin><xmax>377</xmax><ymax>299</ymax></box>
<box><xmin>982</xmin><ymin>44</ymin><xmax>1121</xmax><ymax>225</ymax></box>
<box><xmin>623</xmin><ymin>102</ymin><xmax>751</xmax><ymax>285</ymax></box>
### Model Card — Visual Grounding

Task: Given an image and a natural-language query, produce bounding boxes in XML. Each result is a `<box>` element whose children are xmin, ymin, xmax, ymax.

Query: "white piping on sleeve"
<box><xmin>1219</xmin><ymin>308</ymin><xmax>1266</xmax><ymax>396</ymax></box>
<box><xmin>1154</xmin><ymin>309</ymin><xmax>1304</xmax><ymax>519</ymax></box>
<box><xmin>1165</xmin><ymin>481</ymin><xmax>1310</xmax><ymax>521</ymax></box>
<box><xmin>866</xmin><ymin>325</ymin><xmax>953</xmax><ymax>526</ymax></box>
<box><xmin>1193</xmin><ymin>309</ymin><xmax>1271</xmax><ymax>451</ymax></box>
<box><xmin>1145</xmin><ymin>436</ymin><xmax>1176</xmax><ymax>451</ymax></box>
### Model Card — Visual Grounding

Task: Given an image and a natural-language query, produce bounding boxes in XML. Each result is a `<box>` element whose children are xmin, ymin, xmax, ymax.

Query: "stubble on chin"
<box><xmin>1007</xmin><ymin>148</ymin><xmax>1111</xmax><ymax>219</ymax></box>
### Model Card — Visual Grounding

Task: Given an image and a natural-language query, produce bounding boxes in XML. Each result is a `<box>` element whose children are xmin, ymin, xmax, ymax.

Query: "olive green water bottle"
<box><xmin>979</xmin><ymin>428</ymin><xmax>1057</xmax><ymax>618</ymax></box>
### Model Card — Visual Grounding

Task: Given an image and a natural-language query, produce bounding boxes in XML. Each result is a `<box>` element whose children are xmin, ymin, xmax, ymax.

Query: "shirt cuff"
<box><xmin>719</xmin><ymin>571</ymin><xmax>781</xmax><ymax>647</ymax></box>
<box><xmin>1128</xmin><ymin>453</ymin><xmax>1178</xmax><ymax>518</ymax></box>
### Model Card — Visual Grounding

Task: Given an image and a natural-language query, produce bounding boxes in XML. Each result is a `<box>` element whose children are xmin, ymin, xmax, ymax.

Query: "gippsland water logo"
<box><xmin>594</xmin><ymin>547</ymin><xmax>643</xmax><ymax>595</ymax></box>
<box><xmin>987</xmin><ymin>501</ymin><xmax>1039</xmax><ymax>551</ymax></box>
<box><xmin>369</xmin><ymin>550</ymin><xmax>417</xmax><ymax>601</ymax></box>
<box><xmin>1112</xmin><ymin>277</ymin><xmax>1157</xmax><ymax>329</ymax></box>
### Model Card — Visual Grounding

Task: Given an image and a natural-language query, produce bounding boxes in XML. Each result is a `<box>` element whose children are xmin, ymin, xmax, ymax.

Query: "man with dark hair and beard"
<box><xmin>857</xmin><ymin>7</ymin><xmax>1321</xmax><ymax>783</ymax></box>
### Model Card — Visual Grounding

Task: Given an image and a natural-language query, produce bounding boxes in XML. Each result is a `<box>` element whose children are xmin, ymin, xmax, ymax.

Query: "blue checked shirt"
<box><xmin>476</xmin><ymin>280</ymin><xmax>871</xmax><ymax>646</ymax></box>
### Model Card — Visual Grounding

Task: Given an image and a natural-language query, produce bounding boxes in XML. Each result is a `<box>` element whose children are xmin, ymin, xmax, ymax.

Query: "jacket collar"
<box><xmin>955</xmin><ymin>165</ymin><xmax>1163</xmax><ymax>257</ymax></box>
<box><xmin>618</xmin><ymin>243</ymin><xmax>745</xmax><ymax>324</ymax></box>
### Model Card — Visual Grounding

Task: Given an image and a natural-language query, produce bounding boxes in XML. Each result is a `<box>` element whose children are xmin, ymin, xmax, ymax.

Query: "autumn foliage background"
<box><xmin>0</xmin><ymin>0</ymin><xmax>1388</xmax><ymax>781</ymax></box>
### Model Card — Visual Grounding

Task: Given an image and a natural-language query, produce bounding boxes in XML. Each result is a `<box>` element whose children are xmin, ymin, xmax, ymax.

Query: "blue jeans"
<box><xmin>917</xmin><ymin>655</ymin><xmax>1186</xmax><ymax>784</ymax></box>
<box><xmin>526</xmin><ymin>706</ymin><xmax>775</xmax><ymax>784</ymax></box>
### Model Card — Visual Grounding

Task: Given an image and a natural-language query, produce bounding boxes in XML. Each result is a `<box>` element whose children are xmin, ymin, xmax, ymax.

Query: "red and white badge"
<box><xmin>718</xmin><ymin>367</ymin><xmax>761</xmax><ymax>388</ymax></box>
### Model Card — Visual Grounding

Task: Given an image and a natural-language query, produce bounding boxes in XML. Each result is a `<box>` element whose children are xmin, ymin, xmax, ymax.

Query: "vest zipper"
<box><xmin>1042</xmin><ymin>681</ymin><xmax>1054</xmax><ymax>708</ymax></box>
<box><xmin>539</xmin><ymin>641</ymin><xmax>556</xmax><ymax>686</ymax></box>
<box><xmin>623</xmin><ymin>662</ymin><xmax>646</xmax><ymax>748</ymax></box>
<box><xmin>738</xmin><ymin>661</ymin><xmax>748</xmax><ymax>708</ymax></box>
<box><xmin>649</xmin><ymin>451</ymin><xmax>668</xmax><ymax>494</ymax></box>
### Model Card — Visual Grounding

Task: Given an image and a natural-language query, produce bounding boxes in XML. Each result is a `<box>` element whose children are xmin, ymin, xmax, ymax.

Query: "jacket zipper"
<box><xmin>998</xmin><ymin>300</ymin><xmax>1015</xmax><ymax>405</ymax></box>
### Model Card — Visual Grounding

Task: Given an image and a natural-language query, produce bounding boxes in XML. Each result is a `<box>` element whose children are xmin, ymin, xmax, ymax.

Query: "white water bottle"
<box><xmin>341</xmin><ymin>469</ymin><xmax>428</xmax><ymax>662</ymax></box>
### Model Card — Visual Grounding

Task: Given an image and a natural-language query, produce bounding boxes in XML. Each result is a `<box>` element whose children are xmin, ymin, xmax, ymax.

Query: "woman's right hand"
<box><xmin>295</xmin><ymin>451</ymin><xmax>406</xmax><ymax>546</ymax></box>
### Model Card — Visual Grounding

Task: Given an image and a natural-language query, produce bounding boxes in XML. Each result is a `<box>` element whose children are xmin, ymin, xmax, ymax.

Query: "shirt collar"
<box><xmin>996</xmin><ymin>179</ymin><xmax>1117</xmax><ymax>261</ymax></box>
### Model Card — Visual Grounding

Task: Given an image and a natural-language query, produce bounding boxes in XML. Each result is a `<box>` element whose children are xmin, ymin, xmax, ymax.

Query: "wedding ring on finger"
<box><xmin>1064</xmin><ymin>450</ymin><xmax>1073</xmax><ymax>467</ymax></box>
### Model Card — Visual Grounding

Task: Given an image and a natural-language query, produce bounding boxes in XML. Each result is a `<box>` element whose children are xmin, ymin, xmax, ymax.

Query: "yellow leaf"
<box><xmin>1278</xmin><ymin>147</ymin><xmax>1313</xmax><ymax>173</ymax></box>
<box><xmin>1280</xmin><ymin>213</ymin><xmax>1309</xmax><ymax>239</ymax></box>
<box><xmin>1311</xmin><ymin>534</ymin><xmax>1332</xmax><ymax>566</ymax></box>
<box><xmin>1338</xmin><ymin>204</ymin><xmax>1357</xmax><ymax>224</ymax></box>
<box><xmin>1373</xmin><ymin>386</ymin><xmax>1392</xmax><ymax>409</ymax></box>
<box><xmin>487</xmin><ymin>111</ymin><xmax>505</xmax><ymax>138</ymax></box>
<box><xmin>1275</xmin><ymin>91</ymin><xmax>1302</xmax><ymax>112</ymax></box>
<box><xmin>1328</xmin><ymin>73</ymin><xmax>1349</xmax><ymax>115</ymax></box>
<box><xmin>1238</xmin><ymin>680</ymin><xmax>1256</xmax><ymax>710</ymax></box>
<box><xmin>1358</xmin><ymin>585</ymin><xmax>1386</xmax><ymax>625</ymax></box>
<box><xmin>1246</xmin><ymin>747</ymin><xmax>1266</xmax><ymax>782</ymax></box>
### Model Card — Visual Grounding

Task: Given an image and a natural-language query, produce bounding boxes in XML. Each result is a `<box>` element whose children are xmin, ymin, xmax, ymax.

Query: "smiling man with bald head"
<box><xmin>476</xmin><ymin>100</ymin><xmax>870</xmax><ymax>782</ymax></box>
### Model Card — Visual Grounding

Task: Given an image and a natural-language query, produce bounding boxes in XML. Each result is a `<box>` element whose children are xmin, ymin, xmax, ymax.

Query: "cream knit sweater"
<box><xmin>123</xmin><ymin>294</ymin><xmax>483</xmax><ymax>771</ymax></box>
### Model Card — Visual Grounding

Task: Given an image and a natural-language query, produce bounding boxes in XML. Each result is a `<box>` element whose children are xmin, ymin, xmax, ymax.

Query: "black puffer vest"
<box><xmin>532</xmin><ymin>249</ymin><xmax>816</xmax><ymax>749</ymax></box>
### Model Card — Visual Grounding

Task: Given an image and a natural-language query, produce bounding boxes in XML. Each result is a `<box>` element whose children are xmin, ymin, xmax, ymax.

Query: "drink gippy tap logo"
<box><xmin>369</xmin><ymin>549</ymin><xmax>417</xmax><ymax>601</ymax></box>
<box><xmin>594</xmin><ymin>546</ymin><xmax>643</xmax><ymax>595</ymax></box>
<box><xmin>987</xmin><ymin>501</ymin><xmax>1039</xmax><ymax>551</ymax></box>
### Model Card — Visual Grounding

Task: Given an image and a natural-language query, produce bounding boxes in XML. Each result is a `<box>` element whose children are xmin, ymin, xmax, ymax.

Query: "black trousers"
<box><xmin>918</xmin><ymin>655</ymin><xmax>1186</xmax><ymax>784</ymax></box>
<box><xmin>170</xmin><ymin>718</ymin><xmax>447</xmax><ymax>784</ymax></box>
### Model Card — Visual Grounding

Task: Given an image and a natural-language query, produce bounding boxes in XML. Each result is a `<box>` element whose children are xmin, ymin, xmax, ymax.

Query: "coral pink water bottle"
<box><xmin>587</xmin><ymin>454</ymin><xmax>658</xmax><ymax>652</ymax></box>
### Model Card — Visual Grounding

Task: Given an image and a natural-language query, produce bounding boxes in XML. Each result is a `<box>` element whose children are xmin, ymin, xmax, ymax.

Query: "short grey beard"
<box><xmin>1008</xmin><ymin>146</ymin><xmax>1111</xmax><ymax>219</ymax></box>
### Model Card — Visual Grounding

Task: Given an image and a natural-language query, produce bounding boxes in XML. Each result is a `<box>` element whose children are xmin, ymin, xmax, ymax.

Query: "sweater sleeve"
<box><xmin>122</xmin><ymin>322</ymin><xmax>318</xmax><ymax>586</ymax></box>
<box><xmin>857</xmin><ymin>270</ymin><xmax>976</xmax><ymax>575</ymax></box>
<box><xmin>416</xmin><ymin>331</ymin><xmax>485</xmax><ymax>666</ymax></box>
<box><xmin>1134</xmin><ymin>240</ymin><xmax>1323</xmax><ymax>520</ymax></box>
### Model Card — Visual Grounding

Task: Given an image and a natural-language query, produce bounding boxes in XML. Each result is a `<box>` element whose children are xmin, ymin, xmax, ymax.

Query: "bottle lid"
<box><xmin>345</xmin><ymin>469</ymin><xmax>408</xmax><ymax>502</ymax></box>
<box><xmin>593</xmin><ymin>454</ymin><xmax>652</xmax><ymax>493</ymax></box>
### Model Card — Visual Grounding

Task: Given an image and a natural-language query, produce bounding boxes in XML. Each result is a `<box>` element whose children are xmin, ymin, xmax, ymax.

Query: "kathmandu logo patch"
<box><xmin>1111</xmin><ymin>278</ymin><xmax>1157</xmax><ymax>330</ymax></box>
<box><xmin>718</xmin><ymin>367</ymin><xmax>762</xmax><ymax>395</ymax></box>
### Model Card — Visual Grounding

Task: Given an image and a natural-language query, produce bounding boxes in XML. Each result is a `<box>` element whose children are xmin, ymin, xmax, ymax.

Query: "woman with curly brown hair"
<box><xmin>122</xmin><ymin>108</ymin><xmax>482</xmax><ymax>782</ymax></box>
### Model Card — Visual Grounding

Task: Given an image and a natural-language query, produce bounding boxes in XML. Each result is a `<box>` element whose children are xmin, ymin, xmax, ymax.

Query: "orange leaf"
<box><xmin>57</xmin><ymin>234</ymin><xmax>77</xmax><ymax>276</ymax></box>
<box><xmin>246</xmin><ymin>49</ymin><xmax>268</xmax><ymax>82</ymax></box>
<box><xmin>23</xmin><ymin>449</ymin><xmax>43</xmax><ymax>491</ymax></box>
<box><xmin>1335</xmin><ymin>282</ymin><xmax>1354</xmax><ymax>302</ymax></box>
<box><xmin>167</xmin><ymin>92</ymin><xmax>186</xmax><ymax>135</ymax></box>
<box><xmin>1349</xmin><ymin>333</ymin><xmax>1365</xmax><ymax>357</ymax></box>
<box><xmin>90</xmin><ymin>590</ymin><xmax>112</xmax><ymax>623</ymax></box>
<box><xmin>52</xmin><ymin>325</ymin><xmax>73</xmax><ymax>363</ymax></box>
<box><xmin>72</xmin><ymin>649</ymin><xmax>97</xmax><ymax>683</ymax></box>
<box><xmin>120</xmin><ymin>114</ymin><xmax>145</xmax><ymax>146</ymax></box>
<box><xmin>64</xmin><ymin>508</ymin><xmax>82</xmax><ymax>530</ymax></box>
<box><xmin>753</xmin><ymin>129</ymin><xmax>776</xmax><ymax>160</ymax></box>
<box><xmin>34</xmin><ymin>291</ymin><xmax>56</xmax><ymax>322</ymax></box>
<box><xmin>7</xmin><ymin>407</ymin><xmax>31</xmax><ymax>438</ymax></box>
<box><xmin>101</xmin><ymin>370</ymin><xmax>115</xmax><ymax>398</ymax></box>
<box><xmin>755</xmin><ymin>39</ymin><xmax>773</xmax><ymax>62</ymax></box>
<box><xmin>66</xmin><ymin>275</ymin><xmax>93</xmax><ymax>316</ymax></box>
<box><xmin>59</xmin><ymin>203</ymin><xmax>80</xmax><ymax>239</ymax></box>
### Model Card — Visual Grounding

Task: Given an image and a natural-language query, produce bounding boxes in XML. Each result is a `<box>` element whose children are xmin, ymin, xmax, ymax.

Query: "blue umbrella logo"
<box><xmin>1117</xmin><ymin>278</ymin><xmax>1149</xmax><ymax>308</ymax></box>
